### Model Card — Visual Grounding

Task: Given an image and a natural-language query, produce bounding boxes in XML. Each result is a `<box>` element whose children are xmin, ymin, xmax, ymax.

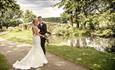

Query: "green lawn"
<box><xmin>0</xmin><ymin>53</ymin><xmax>9</xmax><ymax>70</ymax></box>
<box><xmin>0</xmin><ymin>30</ymin><xmax>33</xmax><ymax>44</ymax></box>
<box><xmin>47</xmin><ymin>45</ymin><xmax>115</xmax><ymax>70</ymax></box>
<box><xmin>0</xmin><ymin>30</ymin><xmax>115</xmax><ymax>70</ymax></box>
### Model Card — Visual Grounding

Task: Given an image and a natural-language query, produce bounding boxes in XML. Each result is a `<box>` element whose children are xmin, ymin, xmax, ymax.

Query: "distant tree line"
<box><xmin>43</xmin><ymin>17</ymin><xmax>61</xmax><ymax>23</ymax></box>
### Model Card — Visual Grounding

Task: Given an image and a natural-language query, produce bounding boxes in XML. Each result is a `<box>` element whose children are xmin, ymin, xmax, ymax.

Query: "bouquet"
<box><xmin>44</xmin><ymin>32</ymin><xmax>51</xmax><ymax>43</ymax></box>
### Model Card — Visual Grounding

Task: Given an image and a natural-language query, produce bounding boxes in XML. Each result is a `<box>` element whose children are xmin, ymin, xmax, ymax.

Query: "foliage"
<box><xmin>54</xmin><ymin>24</ymin><xmax>91</xmax><ymax>38</ymax></box>
<box><xmin>55</xmin><ymin>4</ymin><xmax>115</xmax><ymax>37</ymax></box>
<box><xmin>0</xmin><ymin>0</ymin><xmax>23</xmax><ymax>29</ymax></box>
<box><xmin>23</xmin><ymin>10</ymin><xmax>36</xmax><ymax>23</ymax></box>
<box><xmin>56</xmin><ymin>0</ymin><xmax>115</xmax><ymax>36</ymax></box>
<box><xmin>78</xmin><ymin>10</ymin><xmax>115</xmax><ymax>28</ymax></box>
<box><xmin>60</xmin><ymin>13</ymin><xmax>69</xmax><ymax>23</ymax></box>
<box><xmin>56</xmin><ymin>0</ymin><xmax>115</xmax><ymax>16</ymax></box>
<box><xmin>92</xmin><ymin>29</ymin><xmax>114</xmax><ymax>37</ymax></box>
<box><xmin>0</xmin><ymin>0</ymin><xmax>20</xmax><ymax>15</ymax></box>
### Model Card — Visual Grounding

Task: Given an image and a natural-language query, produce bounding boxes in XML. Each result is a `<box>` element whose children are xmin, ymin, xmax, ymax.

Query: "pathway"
<box><xmin>0</xmin><ymin>38</ymin><xmax>88</xmax><ymax>70</ymax></box>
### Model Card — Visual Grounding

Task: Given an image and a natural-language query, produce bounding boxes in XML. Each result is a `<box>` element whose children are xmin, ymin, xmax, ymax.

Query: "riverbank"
<box><xmin>47</xmin><ymin>45</ymin><xmax>115</xmax><ymax>70</ymax></box>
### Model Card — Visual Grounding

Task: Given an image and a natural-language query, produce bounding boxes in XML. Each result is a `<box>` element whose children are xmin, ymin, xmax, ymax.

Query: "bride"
<box><xmin>13</xmin><ymin>17</ymin><xmax>48</xmax><ymax>69</ymax></box>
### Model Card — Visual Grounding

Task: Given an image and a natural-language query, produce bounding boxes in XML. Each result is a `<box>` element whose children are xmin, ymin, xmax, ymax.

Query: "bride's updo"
<box><xmin>32</xmin><ymin>18</ymin><xmax>40</xmax><ymax>35</ymax></box>
<box><xmin>32</xmin><ymin>18</ymin><xmax>38</xmax><ymax>26</ymax></box>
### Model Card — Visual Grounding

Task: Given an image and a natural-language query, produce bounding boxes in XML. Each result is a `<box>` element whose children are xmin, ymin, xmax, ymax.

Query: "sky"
<box><xmin>16</xmin><ymin>0</ymin><xmax>64</xmax><ymax>18</ymax></box>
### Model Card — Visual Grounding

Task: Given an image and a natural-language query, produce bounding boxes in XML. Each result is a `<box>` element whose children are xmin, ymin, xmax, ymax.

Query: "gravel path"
<box><xmin>0</xmin><ymin>38</ymin><xmax>88</xmax><ymax>70</ymax></box>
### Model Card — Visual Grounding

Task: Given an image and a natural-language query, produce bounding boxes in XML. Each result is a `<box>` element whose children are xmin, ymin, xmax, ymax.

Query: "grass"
<box><xmin>47</xmin><ymin>45</ymin><xmax>115</xmax><ymax>70</ymax></box>
<box><xmin>0</xmin><ymin>30</ymin><xmax>33</xmax><ymax>44</ymax></box>
<box><xmin>0</xmin><ymin>53</ymin><xmax>9</xmax><ymax>70</ymax></box>
<box><xmin>0</xmin><ymin>30</ymin><xmax>115</xmax><ymax>70</ymax></box>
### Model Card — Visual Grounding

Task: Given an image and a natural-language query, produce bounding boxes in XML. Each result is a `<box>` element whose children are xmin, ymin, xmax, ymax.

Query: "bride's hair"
<box><xmin>32</xmin><ymin>18</ymin><xmax>38</xmax><ymax>26</ymax></box>
<box><xmin>32</xmin><ymin>19</ymin><xmax>35</xmax><ymax>25</ymax></box>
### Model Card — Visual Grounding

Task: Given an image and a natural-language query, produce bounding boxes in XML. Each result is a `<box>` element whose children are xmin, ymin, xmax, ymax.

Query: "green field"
<box><xmin>0</xmin><ymin>30</ymin><xmax>115</xmax><ymax>70</ymax></box>
<box><xmin>0</xmin><ymin>30</ymin><xmax>33</xmax><ymax>44</ymax></box>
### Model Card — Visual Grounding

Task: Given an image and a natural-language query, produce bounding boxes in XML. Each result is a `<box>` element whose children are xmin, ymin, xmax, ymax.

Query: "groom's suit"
<box><xmin>38</xmin><ymin>22</ymin><xmax>47</xmax><ymax>54</ymax></box>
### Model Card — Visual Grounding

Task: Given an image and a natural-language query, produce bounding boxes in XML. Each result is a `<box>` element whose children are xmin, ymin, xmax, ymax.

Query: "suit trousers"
<box><xmin>40</xmin><ymin>37</ymin><xmax>46</xmax><ymax>54</ymax></box>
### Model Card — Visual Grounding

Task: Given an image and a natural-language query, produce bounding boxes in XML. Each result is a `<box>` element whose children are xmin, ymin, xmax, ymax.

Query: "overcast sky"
<box><xmin>16</xmin><ymin>0</ymin><xmax>64</xmax><ymax>18</ymax></box>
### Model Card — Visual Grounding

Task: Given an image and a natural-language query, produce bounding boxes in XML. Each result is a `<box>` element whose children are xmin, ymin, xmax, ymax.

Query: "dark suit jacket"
<box><xmin>38</xmin><ymin>22</ymin><xmax>47</xmax><ymax>35</ymax></box>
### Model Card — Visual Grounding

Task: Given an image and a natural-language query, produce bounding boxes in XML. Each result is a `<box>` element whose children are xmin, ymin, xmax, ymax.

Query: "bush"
<box><xmin>54</xmin><ymin>24</ymin><xmax>91</xmax><ymax>38</ymax></box>
<box><xmin>102</xmin><ymin>29</ymin><xmax>113</xmax><ymax>37</ymax></box>
<box><xmin>92</xmin><ymin>29</ymin><xmax>114</xmax><ymax>37</ymax></box>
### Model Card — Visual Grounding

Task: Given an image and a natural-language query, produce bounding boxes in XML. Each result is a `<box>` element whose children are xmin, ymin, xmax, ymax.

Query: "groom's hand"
<box><xmin>41</xmin><ymin>35</ymin><xmax>47</xmax><ymax>39</ymax></box>
<box><xmin>47</xmin><ymin>32</ymin><xmax>51</xmax><ymax>35</ymax></box>
<box><xmin>41</xmin><ymin>35</ymin><xmax>45</xmax><ymax>38</ymax></box>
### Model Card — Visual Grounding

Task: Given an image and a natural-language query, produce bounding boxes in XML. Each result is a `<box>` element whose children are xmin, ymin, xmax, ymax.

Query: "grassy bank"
<box><xmin>0</xmin><ymin>30</ymin><xmax>115</xmax><ymax>70</ymax></box>
<box><xmin>0</xmin><ymin>53</ymin><xmax>9</xmax><ymax>70</ymax></box>
<box><xmin>47</xmin><ymin>45</ymin><xmax>115</xmax><ymax>70</ymax></box>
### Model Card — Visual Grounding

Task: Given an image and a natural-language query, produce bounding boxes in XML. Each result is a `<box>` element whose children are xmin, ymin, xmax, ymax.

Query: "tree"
<box><xmin>0</xmin><ymin>0</ymin><xmax>22</xmax><ymax>29</ymax></box>
<box><xmin>56</xmin><ymin>0</ymin><xmax>115</xmax><ymax>27</ymax></box>
<box><xmin>60</xmin><ymin>13</ymin><xmax>69</xmax><ymax>23</ymax></box>
<box><xmin>23</xmin><ymin>10</ymin><xmax>36</xmax><ymax>23</ymax></box>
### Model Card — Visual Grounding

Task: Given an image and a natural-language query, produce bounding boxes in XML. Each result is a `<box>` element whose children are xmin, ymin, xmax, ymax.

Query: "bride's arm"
<box><xmin>32</xmin><ymin>27</ymin><xmax>35</xmax><ymax>35</ymax></box>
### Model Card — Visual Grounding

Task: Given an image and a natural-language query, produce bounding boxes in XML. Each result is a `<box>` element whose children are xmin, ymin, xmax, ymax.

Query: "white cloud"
<box><xmin>16</xmin><ymin>0</ymin><xmax>63</xmax><ymax>17</ymax></box>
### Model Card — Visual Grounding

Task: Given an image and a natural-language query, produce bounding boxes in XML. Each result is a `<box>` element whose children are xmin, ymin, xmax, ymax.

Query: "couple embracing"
<box><xmin>13</xmin><ymin>16</ymin><xmax>50</xmax><ymax>70</ymax></box>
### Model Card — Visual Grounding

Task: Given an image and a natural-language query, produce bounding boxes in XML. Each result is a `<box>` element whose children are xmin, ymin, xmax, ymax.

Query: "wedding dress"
<box><xmin>13</xmin><ymin>30</ymin><xmax>48</xmax><ymax>69</ymax></box>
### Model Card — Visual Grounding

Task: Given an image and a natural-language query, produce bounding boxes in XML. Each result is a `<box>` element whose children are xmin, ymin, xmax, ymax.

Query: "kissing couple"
<box><xmin>13</xmin><ymin>16</ymin><xmax>51</xmax><ymax>70</ymax></box>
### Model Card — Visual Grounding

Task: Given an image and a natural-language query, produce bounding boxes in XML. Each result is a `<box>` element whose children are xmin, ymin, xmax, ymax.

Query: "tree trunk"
<box><xmin>69</xmin><ymin>14</ymin><xmax>73</xmax><ymax>26</ymax></box>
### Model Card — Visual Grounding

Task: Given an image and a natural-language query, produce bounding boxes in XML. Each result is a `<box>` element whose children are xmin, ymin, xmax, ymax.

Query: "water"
<box><xmin>48</xmin><ymin>35</ymin><xmax>115</xmax><ymax>52</ymax></box>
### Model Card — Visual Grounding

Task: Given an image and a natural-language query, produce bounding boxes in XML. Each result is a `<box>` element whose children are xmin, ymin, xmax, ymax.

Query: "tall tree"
<box><xmin>0</xmin><ymin>0</ymin><xmax>22</xmax><ymax>29</ymax></box>
<box><xmin>56</xmin><ymin>0</ymin><xmax>115</xmax><ymax>27</ymax></box>
<box><xmin>23</xmin><ymin>10</ymin><xmax>36</xmax><ymax>23</ymax></box>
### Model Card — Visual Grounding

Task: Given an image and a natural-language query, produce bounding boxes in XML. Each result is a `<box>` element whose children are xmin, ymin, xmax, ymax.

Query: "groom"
<box><xmin>37</xmin><ymin>16</ymin><xmax>47</xmax><ymax>54</ymax></box>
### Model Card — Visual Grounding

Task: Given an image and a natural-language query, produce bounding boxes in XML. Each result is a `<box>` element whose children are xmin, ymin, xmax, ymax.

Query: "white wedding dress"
<box><xmin>13</xmin><ymin>34</ymin><xmax>48</xmax><ymax>69</ymax></box>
